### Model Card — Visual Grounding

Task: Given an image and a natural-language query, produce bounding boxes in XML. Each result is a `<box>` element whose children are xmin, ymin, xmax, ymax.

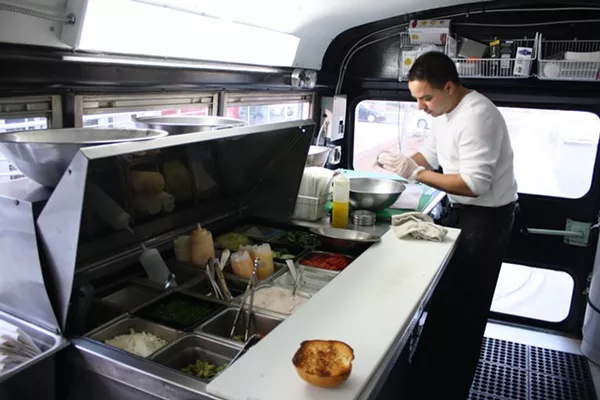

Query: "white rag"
<box><xmin>0</xmin><ymin>319</ymin><xmax>42</xmax><ymax>375</ymax></box>
<box><xmin>391</xmin><ymin>212</ymin><xmax>448</xmax><ymax>242</ymax></box>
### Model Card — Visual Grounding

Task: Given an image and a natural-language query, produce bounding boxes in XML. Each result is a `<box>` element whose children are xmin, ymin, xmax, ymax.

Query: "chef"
<box><xmin>377</xmin><ymin>51</ymin><xmax>518</xmax><ymax>399</ymax></box>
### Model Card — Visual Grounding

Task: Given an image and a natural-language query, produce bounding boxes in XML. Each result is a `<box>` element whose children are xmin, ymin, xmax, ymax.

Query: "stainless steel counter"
<box><xmin>292</xmin><ymin>217</ymin><xmax>391</xmax><ymax>237</ymax></box>
<box><xmin>291</xmin><ymin>187</ymin><xmax>446</xmax><ymax>238</ymax></box>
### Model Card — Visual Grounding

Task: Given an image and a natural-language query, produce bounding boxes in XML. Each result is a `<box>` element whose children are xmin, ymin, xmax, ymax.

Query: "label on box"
<box><xmin>409</xmin><ymin>19</ymin><xmax>451</xmax><ymax>45</ymax></box>
<box><xmin>401</xmin><ymin>50</ymin><xmax>417</xmax><ymax>77</ymax></box>
<box><xmin>513</xmin><ymin>47</ymin><xmax>533</xmax><ymax>76</ymax></box>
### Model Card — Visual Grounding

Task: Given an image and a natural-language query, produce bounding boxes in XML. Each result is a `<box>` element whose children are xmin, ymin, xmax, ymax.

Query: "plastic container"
<box><xmin>254</xmin><ymin>243</ymin><xmax>275</xmax><ymax>280</ymax></box>
<box><xmin>238</xmin><ymin>244</ymin><xmax>275</xmax><ymax>280</ymax></box>
<box><xmin>331</xmin><ymin>173</ymin><xmax>350</xmax><ymax>229</ymax></box>
<box><xmin>292</xmin><ymin>193</ymin><xmax>329</xmax><ymax>221</ymax></box>
<box><xmin>173</xmin><ymin>235</ymin><xmax>191</xmax><ymax>262</ymax></box>
<box><xmin>139</xmin><ymin>244</ymin><xmax>174</xmax><ymax>287</ymax></box>
<box><xmin>230</xmin><ymin>250</ymin><xmax>254</xmax><ymax>279</ymax></box>
<box><xmin>190</xmin><ymin>224</ymin><xmax>216</xmax><ymax>267</ymax></box>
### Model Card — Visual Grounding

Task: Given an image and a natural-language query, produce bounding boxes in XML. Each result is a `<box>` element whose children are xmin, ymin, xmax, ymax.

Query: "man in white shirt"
<box><xmin>377</xmin><ymin>51</ymin><xmax>517</xmax><ymax>399</ymax></box>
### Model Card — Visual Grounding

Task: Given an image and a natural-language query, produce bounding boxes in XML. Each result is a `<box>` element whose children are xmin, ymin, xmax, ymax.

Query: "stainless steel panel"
<box><xmin>0</xmin><ymin>183</ymin><xmax>59</xmax><ymax>332</ymax></box>
<box><xmin>196</xmin><ymin>307</ymin><xmax>283</xmax><ymax>344</ymax></box>
<box><xmin>0</xmin><ymin>310</ymin><xmax>67</xmax><ymax>384</ymax></box>
<box><xmin>0</xmin><ymin>178</ymin><xmax>52</xmax><ymax>204</ymax></box>
<box><xmin>37</xmin><ymin>152</ymin><xmax>89</xmax><ymax>332</ymax></box>
<box><xmin>38</xmin><ymin>120</ymin><xmax>315</xmax><ymax>333</ymax></box>
<box><xmin>100</xmin><ymin>285</ymin><xmax>161</xmax><ymax>311</ymax></box>
<box><xmin>80</xmin><ymin>120</ymin><xmax>314</xmax><ymax>161</ymax></box>
<box><xmin>87</xmin><ymin>316</ymin><xmax>182</xmax><ymax>352</ymax></box>
<box><xmin>149</xmin><ymin>333</ymin><xmax>240</xmax><ymax>383</ymax></box>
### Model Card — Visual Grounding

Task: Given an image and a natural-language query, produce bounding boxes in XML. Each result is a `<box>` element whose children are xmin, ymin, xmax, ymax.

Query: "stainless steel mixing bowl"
<box><xmin>309</xmin><ymin>227</ymin><xmax>381</xmax><ymax>250</ymax></box>
<box><xmin>134</xmin><ymin>116</ymin><xmax>246</xmax><ymax>135</ymax></box>
<box><xmin>0</xmin><ymin>128</ymin><xmax>168</xmax><ymax>187</ymax></box>
<box><xmin>349</xmin><ymin>177</ymin><xmax>406</xmax><ymax>211</ymax></box>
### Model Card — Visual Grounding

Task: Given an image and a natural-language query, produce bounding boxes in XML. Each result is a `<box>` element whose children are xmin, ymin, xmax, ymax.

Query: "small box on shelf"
<box><xmin>450</xmin><ymin>34</ymin><xmax>539</xmax><ymax>79</ymax></box>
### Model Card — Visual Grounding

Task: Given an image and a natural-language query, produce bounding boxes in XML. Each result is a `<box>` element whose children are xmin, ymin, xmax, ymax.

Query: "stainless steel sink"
<box><xmin>149</xmin><ymin>333</ymin><xmax>240</xmax><ymax>382</ymax></box>
<box><xmin>196</xmin><ymin>307</ymin><xmax>283</xmax><ymax>344</ymax></box>
<box><xmin>87</xmin><ymin>316</ymin><xmax>182</xmax><ymax>356</ymax></box>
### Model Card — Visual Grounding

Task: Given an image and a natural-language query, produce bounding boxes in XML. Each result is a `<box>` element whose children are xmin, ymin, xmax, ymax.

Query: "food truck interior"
<box><xmin>1</xmin><ymin>0</ymin><xmax>600</xmax><ymax>399</ymax></box>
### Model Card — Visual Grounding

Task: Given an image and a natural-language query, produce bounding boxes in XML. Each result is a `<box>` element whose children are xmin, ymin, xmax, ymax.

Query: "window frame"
<box><xmin>224</xmin><ymin>91</ymin><xmax>315</xmax><ymax>120</ymax></box>
<box><xmin>0</xmin><ymin>95</ymin><xmax>63</xmax><ymax>181</ymax></box>
<box><xmin>351</xmin><ymin>97</ymin><xmax>600</xmax><ymax>201</ymax></box>
<box><xmin>0</xmin><ymin>95</ymin><xmax>62</xmax><ymax>129</ymax></box>
<box><xmin>74</xmin><ymin>92</ymin><xmax>219</xmax><ymax>128</ymax></box>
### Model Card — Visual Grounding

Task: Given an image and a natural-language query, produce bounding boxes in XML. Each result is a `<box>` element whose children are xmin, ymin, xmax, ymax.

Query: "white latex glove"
<box><xmin>376</xmin><ymin>151</ymin><xmax>424</xmax><ymax>180</ymax></box>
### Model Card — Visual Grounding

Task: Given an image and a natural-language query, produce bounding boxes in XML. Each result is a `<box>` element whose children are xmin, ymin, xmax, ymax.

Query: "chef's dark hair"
<box><xmin>408</xmin><ymin>51</ymin><xmax>459</xmax><ymax>89</ymax></box>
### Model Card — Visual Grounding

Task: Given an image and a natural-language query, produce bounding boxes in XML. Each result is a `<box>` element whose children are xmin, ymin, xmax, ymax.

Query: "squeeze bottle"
<box><xmin>331</xmin><ymin>172</ymin><xmax>350</xmax><ymax>229</ymax></box>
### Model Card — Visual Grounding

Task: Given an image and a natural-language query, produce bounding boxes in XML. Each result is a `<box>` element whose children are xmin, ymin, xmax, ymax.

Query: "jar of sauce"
<box><xmin>190</xmin><ymin>224</ymin><xmax>215</xmax><ymax>266</ymax></box>
<box><xmin>254</xmin><ymin>244</ymin><xmax>274</xmax><ymax>280</ymax></box>
<box><xmin>230</xmin><ymin>250</ymin><xmax>254</xmax><ymax>279</ymax></box>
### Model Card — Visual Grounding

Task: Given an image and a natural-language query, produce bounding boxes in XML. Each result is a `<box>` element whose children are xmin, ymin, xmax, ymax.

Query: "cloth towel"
<box><xmin>0</xmin><ymin>319</ymin><xmax>42</xmax><ymax>375</ymax></box>
<box><xmin>391</xmin><ymin>212</ymin><xmax>448</xmax><ymax>242</ymax></box>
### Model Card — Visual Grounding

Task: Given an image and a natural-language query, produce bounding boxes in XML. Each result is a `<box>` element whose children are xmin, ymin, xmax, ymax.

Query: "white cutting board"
<box><xmin>207</xmin><ymin>228</ymin><xmax>460</xmax><ymax>400</ymax></box>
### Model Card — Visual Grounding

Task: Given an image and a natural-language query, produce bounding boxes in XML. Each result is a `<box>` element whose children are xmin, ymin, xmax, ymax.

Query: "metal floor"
<box><xmin>470</xmin><ymin>322</ymin><xmax>599</xmax><ymax>400</ymax></box>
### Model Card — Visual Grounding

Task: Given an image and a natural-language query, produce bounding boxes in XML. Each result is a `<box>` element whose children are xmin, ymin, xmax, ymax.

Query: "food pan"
<box><xmin>195</xmin><ymin>307</ymin><xmax>283</xmax><ymax>344</ymax></box>
<box><xmin>87</xmin><ymin>316</ymin><xmax>182</xmax><ymax>357</ymax></box>
<box><xmin>133</xmin><ymin>292</ymin><xmax>226</xmax><ymax>331</ymax></box>
<box><xmin>149</xmin><ymin>333</ymin><xmax>240</xmax><ymax>383</ymax></box>
<box><xmin>297</xmin><ymin>250</ymin><xmax>354</xmax><ymax>279</ymax></box>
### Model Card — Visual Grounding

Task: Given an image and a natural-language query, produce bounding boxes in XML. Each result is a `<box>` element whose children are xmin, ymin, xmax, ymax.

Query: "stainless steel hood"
<box><xmin>35</xmin><ymin>120</ymin><xmax>316</xmax><ymax>333</ymax></box>
<box><xmin>0</xmin><ymin>179</ymin><xmax>60</xmax><ymax>334</ymax></box>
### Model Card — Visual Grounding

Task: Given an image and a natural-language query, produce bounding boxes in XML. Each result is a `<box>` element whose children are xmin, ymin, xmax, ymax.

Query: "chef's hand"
<box><xmin>376</xmin><ymin>151</ymin><xmax>424</xmax><ymax>180</ymax></box>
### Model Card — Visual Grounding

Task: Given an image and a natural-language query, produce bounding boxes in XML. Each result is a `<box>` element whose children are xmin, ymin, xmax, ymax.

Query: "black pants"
<box><xmin>408</xmin><ymin>201</ymin><xmax>516</xmax><ymax>400</ymax></box>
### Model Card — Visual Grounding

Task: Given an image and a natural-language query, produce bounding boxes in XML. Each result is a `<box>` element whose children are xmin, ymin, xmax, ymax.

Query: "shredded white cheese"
<box><xmin>104</xmin><ymin>329</ymin><xmax>167</xmax><ymax>357</ymax></box>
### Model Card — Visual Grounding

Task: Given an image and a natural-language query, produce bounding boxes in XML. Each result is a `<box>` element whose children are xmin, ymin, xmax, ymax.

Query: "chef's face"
<box><xmin>408</xmin><ymin>79</ymin><xmax>456</xmax><ymax>117</ymax></box>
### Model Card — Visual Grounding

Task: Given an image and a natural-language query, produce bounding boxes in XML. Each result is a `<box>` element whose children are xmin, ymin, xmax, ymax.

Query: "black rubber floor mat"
<box><xmin>469</xmin><ymin>337</ymin><xmax>597</xmax><ymax>400</ymax></box>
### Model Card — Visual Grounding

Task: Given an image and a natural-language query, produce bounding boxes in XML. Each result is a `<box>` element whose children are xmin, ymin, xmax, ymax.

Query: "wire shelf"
<box><xmin>398</xmin><ymin>32</ymin><xmax>539</xmax><ymax>80</ymax></box>
<box><xmin>398</xmin><ymin>31</ymin><xmax>450</xmax><ymax>81</ymax></box>
<box><xmin>450</xmin><ymin>35</ymin><xmax>539</xmax><ymax>79</ymax></box>
<box><xmin>538</xmin><ymin>36</ymin><xmax>600</xmax><ymax>81</ymax></box>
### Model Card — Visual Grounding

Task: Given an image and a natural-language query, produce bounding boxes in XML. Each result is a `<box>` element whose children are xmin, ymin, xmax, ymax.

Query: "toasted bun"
<box><xmin>292</xmin><ymin>340</ymin><xmax>354</xmax><ymax>388</ymax></box>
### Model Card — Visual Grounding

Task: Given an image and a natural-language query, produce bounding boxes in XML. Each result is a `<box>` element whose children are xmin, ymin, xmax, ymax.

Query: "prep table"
<box><xmin>207</xmin><ymin>225</ymin><xmax>459</xmax><ymax>400</ymax></box>
<box><xmin>0</xmin><ymin>120</ymin><xmax>458</xmax><ymax>400</ymax></box>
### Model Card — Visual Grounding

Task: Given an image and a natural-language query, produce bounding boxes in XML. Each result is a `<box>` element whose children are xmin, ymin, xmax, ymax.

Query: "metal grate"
<box><xmin>469</xmin><ymin>337</ymin><xmax>597</xmax><ymax>400</ymax></box>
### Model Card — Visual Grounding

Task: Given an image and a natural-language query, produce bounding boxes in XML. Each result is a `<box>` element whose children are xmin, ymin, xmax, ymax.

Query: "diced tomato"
<box><xmin>302</xmin><ymin>253</ymin><xmax>350</xmax><ymax>271</ymax></box>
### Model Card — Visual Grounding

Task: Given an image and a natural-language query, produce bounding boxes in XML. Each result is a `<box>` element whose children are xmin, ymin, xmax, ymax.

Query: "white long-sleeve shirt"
<box><xmin>419</xmin><ymin>90</ymin><xmax>518</xmax><ymax>207</ymax></box>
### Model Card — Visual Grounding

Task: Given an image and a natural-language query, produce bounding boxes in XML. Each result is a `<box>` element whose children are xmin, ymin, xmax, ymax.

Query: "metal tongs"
<box><xmin>212</xmin><ymin>256</ymin><xmax>233</xmax><ymax>302</ymax></box>
<box><xmin>205</xmin><ymin>258</ymin><xmax>223</xmax><ymax>300</ymax></box>
<box><xmin>225</xmin><ymin>333</ymin><xmax>262</xmax><ymax>369</ymax></box>
<box><xmin>286</xmin><ymin>259</ymin><xmax>305</xmax><ymax>296</ymax></box>
<box><xmin>229</xmin><ymin>257</ymin><xmax>260</xmax><ymax>341</ymax></box>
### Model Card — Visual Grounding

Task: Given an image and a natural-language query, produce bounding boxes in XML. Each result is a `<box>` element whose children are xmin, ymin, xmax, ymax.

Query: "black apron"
<box><xmin>408</xmin><ymin>200</ymin><xmax>517</xmax><ymax>400</ymax></box>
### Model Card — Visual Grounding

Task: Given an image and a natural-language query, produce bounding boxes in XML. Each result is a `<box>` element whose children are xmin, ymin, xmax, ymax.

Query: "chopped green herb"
<box><xmin>181</xmin><ymin>359</ymin><xmax>226</xmax><ymax>380</ymax></box>
<box><xmin>147</xmin><ymin>299</ymin><xmax>213</xmax><ymax>326</ymax></box>
<box><xmin>277</xmin><ymin>231</ymin><xmax>321</xmax><ymax>247</ymax></box>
